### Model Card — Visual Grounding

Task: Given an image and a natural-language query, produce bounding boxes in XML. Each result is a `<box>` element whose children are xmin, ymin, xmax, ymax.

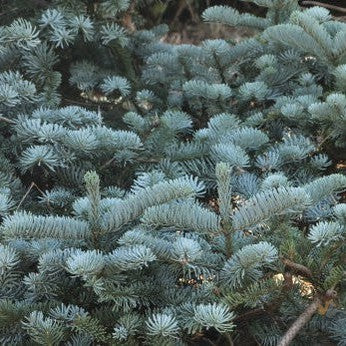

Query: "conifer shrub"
<box><xmin>0</xmin><ymin>0</ymin><xmax>345</xmax><ymax>345</ymax></box>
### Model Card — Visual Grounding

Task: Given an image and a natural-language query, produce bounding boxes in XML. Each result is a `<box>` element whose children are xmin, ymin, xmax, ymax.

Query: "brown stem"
<box><xmin>302</xmin><ymin>1</ymin><xmax>346</xmax><ymax>14</ymax></box>
<box><xmin>282</xmin><ymin>258</ymin><xmax>312</xmax><ymax>278</ymax></box>
<box><xmin>16</xmin><ymin>182</ymin><xmax>47</xmax><ymax>211</ymax></box>
<box><xmin>224</xmin><ymin>332</ymin><xmax>234</xmax><ymax>346</ymax></box>
<box><xmin>316</xmin><ymin>132</ymin><xmax>333</xmax><ymax>151</ymax></box>
<box><xmin>283</xmin><ymin>272</ymin><xmax>294</xmax><ymax>291</ymax></box>
<box><xmin>122</xmin><ymin>0</ymin><xmax>136</xmax><ymax>32</ymax></box>
<box><xmin>16</xmin><ymin>182</ymin><xmax>35</xmax><ymax>211</ymax></box>
<box><xmin>0</xmin><ymin>116</ymin><xmax>16</xmax><ymax>125</ymax></box>
<box><xmin>100</xmin><ymin>157</ymin><xmax>115</xmax><ymax>170</ymax></box>
<box><xmin>278</xmin><ymin>296</ymin><xmax>321</xmax><ymax>346</ymax></box>
<box><xmin>172</xmin><ymin>0</ymin><xmax>187</xmax><ymax>24</ymax></box>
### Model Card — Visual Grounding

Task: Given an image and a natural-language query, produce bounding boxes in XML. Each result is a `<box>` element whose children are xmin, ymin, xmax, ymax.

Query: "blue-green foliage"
<box><xmin>0</xmin><ymin>0</ymin><xmax>345</xmax><ymax>345</ymax></box>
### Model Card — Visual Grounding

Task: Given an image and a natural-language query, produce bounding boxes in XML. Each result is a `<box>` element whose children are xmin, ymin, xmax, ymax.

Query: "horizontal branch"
<box><xmin>282</xmin><ymin>258</ymin><xmax>312</xmax><ymax>278</ymax></box>
<box><xmin>0</xmin><ymin>116</ymin><xmax>16</xmax><ymax>125</ymax></box>
<box><xmin>302</xmin><ymin>1</ymin><xmax>346</xmax><ymax>14</ymax></box>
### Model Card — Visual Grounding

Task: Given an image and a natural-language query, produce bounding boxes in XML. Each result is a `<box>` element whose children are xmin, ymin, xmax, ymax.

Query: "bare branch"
<box><xmin>302</xmin><ymin>1</ymin><xmax>346</xmax><ymax>14</ymax></box>
<box><xmin>279</xmin><ymin>290</ymin><xmax>337</xmax><ymax>346</ymax></box>
<box><xmin>16</xmin><ymin>182</ymin><xmax>46</xmax><ymax>211</ymax></box>
<box><xmin>0</xmin><ymin>116</ymin><xmax>16</xmax><ymax>125</ymax></box>
<box><xmin>282</xmin><ymin>258</ymin><xmax>313</xmax><ymax>278</ymax></box>
<box><xmin>278</xmin><ymin>296</ymin><xmax>321</xmax><ymax>346</ymax></box>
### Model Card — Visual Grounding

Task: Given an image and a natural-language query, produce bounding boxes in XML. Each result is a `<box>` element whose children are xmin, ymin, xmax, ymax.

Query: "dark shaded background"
<box><xmin>1</xmin><ymin>0</ymin><xmax>345</xmax><ymax>27</ymax></box>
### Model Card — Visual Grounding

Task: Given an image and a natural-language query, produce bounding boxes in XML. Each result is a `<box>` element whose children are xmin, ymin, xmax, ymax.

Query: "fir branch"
<box><xmin>282</xmin><ymin>258</ymin><xmax>312</xmax><ymax>278</ymax></box>
<box><xmin>102</xmin><ymin>176</ymin><xmax>205</xmax><ymax>232</ymax></box>
<box><xmin>232</xmin><ymin>187</ymin><xmax>310</xmax><ymax>231</ymax></box>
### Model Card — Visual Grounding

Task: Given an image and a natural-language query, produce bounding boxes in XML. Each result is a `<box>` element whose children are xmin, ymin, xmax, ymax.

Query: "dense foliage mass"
<box><xmin>0</xmin><ymin>0</ymin><xmax>345</xmax><ymax>345</ymax></box>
